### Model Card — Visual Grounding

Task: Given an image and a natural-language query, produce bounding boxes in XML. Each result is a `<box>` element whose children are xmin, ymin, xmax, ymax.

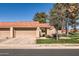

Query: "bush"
<box><xmin>61</xmin><ymin>34</ymin><xmax>67</xmax><ymax>37</ymax></box>
<box><xmin>69</xmin><ymin>32</ymin><xmax>75</xmax><ymax>35</ymax></box>
<box><xmin>45</xmin><ymin>35</ymin><xmax>52</xmax><ymax>38</ymax></box>
<box><xmin>52</xmin><ymin>34</ymin><xmax>60</xmax><ymax>39</ymax></box>
<box><xmin>53</xmin><ymin>34</ymin><xmax>56</xmax><ymax>38</ymax></box>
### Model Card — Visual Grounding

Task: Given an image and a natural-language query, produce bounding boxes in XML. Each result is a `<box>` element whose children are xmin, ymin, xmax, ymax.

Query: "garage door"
<box><xmin>14</xmin><ymin>28</ymin><xmax>36</xmax><ymax>38</ymax></box>
<box><xmin>0</xmin><ymin>28</ymin><xmax>10</xmax><ymax>38</ymax></box>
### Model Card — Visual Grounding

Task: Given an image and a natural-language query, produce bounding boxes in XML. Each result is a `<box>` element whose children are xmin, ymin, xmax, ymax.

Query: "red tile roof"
<box><xmin>0</xmin><ymin>21</ymin><xmax>50</xmax><ymax>28</ymax></box>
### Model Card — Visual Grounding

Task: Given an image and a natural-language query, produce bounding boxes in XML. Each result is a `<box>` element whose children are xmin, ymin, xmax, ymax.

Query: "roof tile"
<box><xmin>0</xmin><ymin>21</ymin><xmax>50</xmax><ymax>28</ymax></box>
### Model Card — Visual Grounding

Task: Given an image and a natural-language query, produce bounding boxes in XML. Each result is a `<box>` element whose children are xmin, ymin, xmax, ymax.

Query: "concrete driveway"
<box><xmin>0</xmin><ymin>38</ymin><xmax>8</xmax><ymax>43</ymax></box>
<box><xmin>1</xmin><ymin>37</ymin><xmax>36</xmax><ymax>44</ymax></box>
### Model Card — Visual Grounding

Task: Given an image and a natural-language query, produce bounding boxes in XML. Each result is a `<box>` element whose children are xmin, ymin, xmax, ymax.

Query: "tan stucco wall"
<box><xmin>14</xmin><ymin>28</ymin><xmax>36</xmax><ymax>38</ymax></box>
<box><xmin>0</xmin><ymin>28</ymin><xmax>10</xmax><ymax>38</ymax></box>
<box><xmin>58</xmin><ymin>30</ymin><xmax>62</xmax><ymax>34</ymax></box>
<box><xmin>47</xmin><ymin>28</ymin><xmax>56</xmax><ymax>36</ymax></box>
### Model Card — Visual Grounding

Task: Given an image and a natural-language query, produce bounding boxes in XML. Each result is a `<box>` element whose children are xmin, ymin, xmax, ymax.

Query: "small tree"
<box><xmin>51</xmin><ymin>17</ymin><xmax>62</xmax><ymax>40</ymax></box>
<box><xmin>49</xmin><ymin>4</ymin><xmax>62</xmax><ymax>40</ymax></box>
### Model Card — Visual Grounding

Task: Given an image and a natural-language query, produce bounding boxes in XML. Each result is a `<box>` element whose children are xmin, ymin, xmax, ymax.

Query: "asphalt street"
<box><xmin>0</xmin><ymin>49</ymin><xmax>79</xmax><ymax>56</ymax></box>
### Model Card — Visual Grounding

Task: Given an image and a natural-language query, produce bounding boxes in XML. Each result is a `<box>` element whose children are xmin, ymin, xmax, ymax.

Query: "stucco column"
<box><xmin>10</xmin><ymin>27</ymin><xmax>14</xmax><ymax>38</ymax></box>
<box><xmin>36</xmin><ymin>27</ymin><xmax>41</xmax><ymax>39</ymax></box>
<box><xmin>47</xmin><ymin>29</ymin><xmax>49</xmax><ymax>35</ymax></box>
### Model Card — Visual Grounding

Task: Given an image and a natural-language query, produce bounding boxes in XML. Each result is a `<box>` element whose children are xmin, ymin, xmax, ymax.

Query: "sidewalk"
<box><xmin>0</xmin><ymin>44</ymin><xmax>79</xmax><ymax>49</ymax></box>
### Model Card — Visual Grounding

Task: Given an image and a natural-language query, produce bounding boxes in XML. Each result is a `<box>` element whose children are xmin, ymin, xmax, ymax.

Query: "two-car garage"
<box><xmin>0</xmin><ymin>27</ymin><xmax>37</xmax><ymax>39</ymax></box>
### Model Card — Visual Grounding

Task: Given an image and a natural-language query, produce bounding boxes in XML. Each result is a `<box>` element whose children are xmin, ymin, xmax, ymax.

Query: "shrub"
<box><xmin>69</xmin><ymin>32</ymin><xmax>75</xmax><ymax>35</ymax></box>
<box><xmin>52</xmin><ymin>34</ymin><xmax>60</xmax><ymax>39</ymax></box>
<box><xmin>45</xmin><ymin>35</ymin><xmax>53</xmax><ymax>38</ymax></box>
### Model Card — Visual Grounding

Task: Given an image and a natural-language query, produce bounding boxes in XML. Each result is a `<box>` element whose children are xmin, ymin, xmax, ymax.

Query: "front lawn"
<box><xmin>36</xmin><ymin>39</ymin><xmax>79</xmax><ymax>44</ymax></box>
<box><xmin>36</xmin><ymin>32</ymin><xmax>79</xmax><ymax>44</ymax></box>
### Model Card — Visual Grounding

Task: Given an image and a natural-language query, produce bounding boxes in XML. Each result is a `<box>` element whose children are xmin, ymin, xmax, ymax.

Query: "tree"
<box><xmin>65</xmin><ymin>3</ymin><xmax>79</xmax><ymax>32</ymax></box>
<box><xmin>33</xmin><ymin>12</ymin><xmax>48</xmax><ymax>23</ymax></box>
<box><xmin>49</xmin><ymin>4</ymin><xmax>62</xmax><ymax>40</ymax></box>
<box><xmin>49</xmin><ymin>3</ymin><xmax>78</xmax><ymax>36</ymax></box>
<box><xmin>54</xmin><ymin>4</ymin><xmax>66</xmax><ymax>33</ymax></box>
<box><xmin>55</xmin><ymin>3</ymin><xmax>79</xmax><ymax>34</ymax></box>
<box><xmin>50</xmin><ymin>4</ymin><xmax>71</xmax><ymax>37</ymax></box>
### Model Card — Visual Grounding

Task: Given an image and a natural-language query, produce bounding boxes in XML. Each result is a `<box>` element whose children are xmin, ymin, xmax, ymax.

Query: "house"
<box><xmin>0</xmin><ymin>21</ymin><xmax>54</xmax><ymax>39</ymax></box>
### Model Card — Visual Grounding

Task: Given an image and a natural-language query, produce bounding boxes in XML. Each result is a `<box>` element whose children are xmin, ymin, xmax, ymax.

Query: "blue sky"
<box><xmin>0</xmin><ymin>3</ymin><xmax>53</xmax><ymax>22</ymax></box>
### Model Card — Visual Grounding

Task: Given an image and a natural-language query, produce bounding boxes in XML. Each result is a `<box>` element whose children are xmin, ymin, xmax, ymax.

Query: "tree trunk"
<box><xmin>56</xmin><ymin>29</ymin><xmax>59</xmax><ymax>40</ymax></box>
<box><xmin>65</xmin><ymin>18</ymin><xmax>69</xmax><ymax>36</ymax></box>
<box><xmin>73</xmin><ymin>23</ymin><xmax>76</xmax><ymax>32</ymax></box>
<box><xmin>61</xmin><ymin>19</ymin><xmax>65</xmax><ymax>33</ymax></box>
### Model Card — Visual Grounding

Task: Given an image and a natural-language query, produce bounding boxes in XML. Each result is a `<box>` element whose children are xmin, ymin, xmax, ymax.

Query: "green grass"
<box><xmin>36</xmin><ymin>32</ymin><xmax>79</xmax><ymax>44</ymax></box>
<box><xmin>68</xmin><ymin>32</ymin><xmax>79</xmax><ymax>40</ymax></box>
<box><xmin>36</xmin><ymin>39</ymin><xmax>79</xmax><ymax>44</ymax></box>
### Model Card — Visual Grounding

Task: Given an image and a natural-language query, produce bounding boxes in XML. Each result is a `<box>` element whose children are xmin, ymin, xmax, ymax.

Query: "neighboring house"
<box><xmin>0</xmin><ymin>21</ymin><xmax>53</xmax><ymax>39</ymax></box>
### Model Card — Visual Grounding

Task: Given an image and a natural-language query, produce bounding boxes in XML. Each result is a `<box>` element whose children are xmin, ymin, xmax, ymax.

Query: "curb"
<box><xmin>0</xmin><ymin>44</ymin><xmax>79</xmax><ymax>49</ymax></box>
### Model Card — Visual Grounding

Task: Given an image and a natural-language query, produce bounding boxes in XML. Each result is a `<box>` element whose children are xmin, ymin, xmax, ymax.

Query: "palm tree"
<box><xmin>33</xmin><ymin>12</ymin><xmax>48</xmax><ymax>23</ymax></box>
